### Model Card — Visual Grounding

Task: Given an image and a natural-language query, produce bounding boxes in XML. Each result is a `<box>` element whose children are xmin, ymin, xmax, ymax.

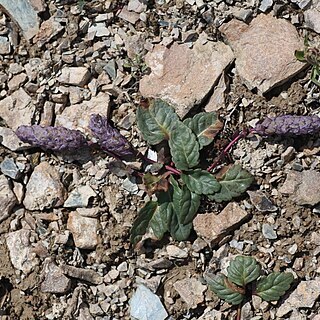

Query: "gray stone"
<box><xmin>277</xmin><ymin>278</ymin><xmax>320</xmax><ymax>317</ymax></box>
<box><xmin>0</xmin><ymin>36</ymin><xmax>10</xmax><ymax>55</ymax></box>
<box><xmin>198</xmin><ymin>309</ymin><xmax>223</xmax><ymax>320</ymax></box>
<box><xmin>0</xmin><ymin>158</ymin><xmax>23</xmax><ymax>180</ymax></box>
<box><xmin>219</xmin><ymin>15</ymin><xmax>304</xmax><ymax>94</ymax></box>
<box><xmin>0</xmin><ymin>0</ymin><xmax>39</xmax><ymax>40</ymax></box>
<box><xmin>6</xmin><ymin>229</ymin><xmax>38</xmax><ymax>274</ymax></box>
<box><xmin>41</xmin><ymin>259</ymin><xmax>71</xmax><ymax>293</ymax></box>
<box><xmin>8</xmin><ymin>73</ymin><xmax>27</xmax><ymax>92</ymax></box>
<box><xmin>259</xmin><ymin>0</ymin><xmax>273</xmax><ymax>12</ymax></box>
<box><xmin>0</xmin><ymin>127</ymin><xmax>30</xmax><ymax>151</ymax></box>
<box><xmin>122</xmin><ymin>177</ymin><xmax>138</xmax><ymax>194</ymax></box>
<box><xmin>247</xmin><ymin>190</ymin><xmax>277</xmax><ymax>212</ymax></box>
<box><xmin>129</xmin><ymin>285</ymin><xmax>168</xmax><ymax>320</ymax></box>
<box><xmin>128</xmin><ymin>0</ymin><xmax>147</xmax><ymax>13</ymax></box>
<box><xmin>58</xmin><ymin>67</ymin><xmax>91</xmax><ymax>86</ymax></box>
<box><xmin>291</xmin><ymin>0</ymin><xmax>311</xmax><ymax>9</ymax></box>
<box><xmin>118</xmin><ymin>6</ymin><xmax>140</xmax><ymax>24</ymax></box>
<box><xmin>67</xmin><ymin>211</ymin><xmax>98</xmax><ymax>249</ymax></box>
<box><xmin>193</xmin><ymin>202</ymin><xmax>250</xmax><ymax>243</ymax></box>
<box><xmin>232</xmin><ymin>8</ymin><xmax>253</xmax><ymax>22</ymax></box>
<box><xmin>23</xmin><ymin>162</ymin><xmax>67</xmax><ymax>211</ymax></box>
<box><xmin>0</xmin><ymin>175</ymin><xmax>17</xmax><ymax>222</ymax></box>
<box><xmin>173</xmin><ymin>278</ymin><xmax>206</xmax><ymax>308</ymax></box>
<box><xmin>304</xmin><ymin>3</ymin><xmax>320</xmax><ymax>34</ymax></box>
<box><xmin>166</xmin><ymin>245</ymin><xmax>188</xmax><ymax>259</ymax></box>
<box><xmin>64</xmin><ymin>185</ymin><xmax>96</xmax><ymax>208</ymax></box>
<box><xmin>61</xmin><ymin>264</ymin><xmax>103</xmax><ymax>284</ymax></box>
<box><xmin>0</xmin><ymin>88</ymin><xmax>36</xmax><ymax>130</ymax></box>
<box><xmin>88</xmin><ymin>23</ymin><xmax>110</xmax><ymax>37</ymax></box>
<box><xmin>262</xmin><ymin>223</ymin><xmax>277</xmax><ymax>240</ymax></box>
<box><xmin>55</xmin><ymin>92</ymin><xmax>110</xmax><ymax>134</ymax></box>
<box><xmin>139</xmin><ymin>40</ymin><xmax>234</xmax><ymax>118</ymax></box>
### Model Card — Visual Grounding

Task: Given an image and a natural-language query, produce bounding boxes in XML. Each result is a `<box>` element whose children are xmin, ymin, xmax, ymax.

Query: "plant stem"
<box><xmin>207</xmin><ymin>129</ymin><xmax>248</xmax><ymax>172</ymax></box>
<box><xmin>236</xmin><ymin>303</ymin><xmax>242</xmax><ymax>320</ymax></box>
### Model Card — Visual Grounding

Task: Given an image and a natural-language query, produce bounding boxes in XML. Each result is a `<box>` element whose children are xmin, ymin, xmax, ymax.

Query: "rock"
<box><xmin>55</xmin><ymin>92</ymin><xmax>110</xmax><ymax>133</ymax></box>
<box><xmin>29</xmin><ymin>0</ymin><xmax>46</xmax><ymax>12</ymax></box>
<box><xmin>0</xmin><ymin>158</ymin><xmax>23</xmax><ymax>180</ymax></box>
<box><xmin>41</xmin><ymin>259</ymin><xmax>71</xmax><ymax>293</ymax></box>
<box><xmin>280</xmin><ymin>170</ymin><xmax>320</xmax><ymax>206</ymax></box>
<box><xmin>67</xmin><ymin>211</ymin><xmax>98</xmax><ymax>249</ymax></box>
<box><xmin>262</xmin><ymin>223</ymin><xmax>277</xmax><ymax>240</ymax></box>
<box><xmin>33</xmin><ymin>17</ymin><xmax>64</xmax><ymax>47</ymax></box>
<box><xmin>231</xmin><ymin>8</ymin><xmax>253</xmax><ymax>22</ymax></box>
<box><xmin>276</xmin><ymin>278</ymin><xmax>320</xmax><ymax>317</ymax></box>
<box><xmin>122</xmin><ymin>177</ymin><xmax>138</xmax><ymax>194</ymax></box>
<box><xmin>259</xmin><ymin>0</ymin><xmax>273</xmax><ymax>12</ymax></box>
<box><xmin>117</xmin><ymin>261</ymin><xmax>128</xmax><ymax>272</ymax></box>
<box><xmin>291</xmin><ymin>0</ymin><xmax>311</xmax><ymax>9</ymax></box>
<box><xmin>129</xmin><ymin>284</ymin><xmax>168</xmax><ymax>320</ymax></box>
<box><xmin>6</xmin><ymin>229</ymin><xmax>38</xmax><ymax>274</ymax></box>
<box><xmin>198</xmin><ymin>308</ymin><xmax>223</xmax><ymax>320</ymax></box>
<box><xmin>0</xmin><ymin>0</ymin><xmax>39</xmax><ymax>40</ymax></box>
<box><xmin>304</xmin><ymin>3</ymin><xmax>320</xmax><ymax>34</ymax></box>
<box><xmin>0</xmin><ymin>36</ymin><xmax>11</xmax><ymax>54</ymax></box>
<box><xmin>64</xmin><ymin>185</ymin><xmax>96</xmax><ymax>208</ymax></box>
<box><xmin>247</xmin><ymin>190</ymin><xmax>277</xmax><ymax>212</ymax></box>
<box><xmin>128</xmin><ymin>0</ymin><xmax>147</xmax><ymax>13</ymax></box>
<box><xmin>193</xmin><ymin>202</ymin><xmax>250</xmax><ymax>243</ymax></box>
<box><xmin>205</xmin><ymin>74</ymin><xmax>227</xmax><ymax>112</ymax></box>
<box><xmin>166</xmin><ymin>245</ymin><xmax>188</xmax><ymax>259</ymax></box>
<box><xmin>61</xmin><ymin>264</ymin><xmax>103</xmax><ymax>284</ymax></box>
<box><xmin>0</xmin><ymin>88</ymin><xmax>36</xmax><ymax>130</ymax></box>
<box><xmin>58</xmin><ymin>67</ymin><xmax>91</xmax><ymax>87</ymax></box>
<box><xmin>0</xmin><ymin>175</ymin><xmax>17</xmax><ymax>222</ymax></box>
<box><xmin>8</xmin><ymin>73</ymin><xmax>27</xmax><ymax>91</ymax></box>
<box><xmin>118</xmin><ymin>6</ymin><xmax>140</xmax><ymax>24</ymax></box>
<box><xmin>23</xmin><ymin>162</ymin><xmax>67</xmax><ymax>211</ymax></box>
<box><xmin>219</xmin><ymin>15</ymin><xmax>304</xmax><ymax>94</ymax></box>
<box><xmin>88</xmin><ymin>23</ymin><xmax>110</xmax><ymax>37</ymax></box>
<box><xmin>173</xmin><ymin>278</ymin><xmax>206</xmax><ymax>308</ymax></box>
<box><xmin>0</xmin><ymin>127</ymin><xmax>30</xmax><ymax>151</ymax></box>
<box><xmin>124</xmin><ymin>33</ymin><xmax>146</xmax><ymax>59</ymax></box>
<box><xmin>139</xmin><ymin>40</ymin><xmax>234</xmax><ymax>118</ymax></box>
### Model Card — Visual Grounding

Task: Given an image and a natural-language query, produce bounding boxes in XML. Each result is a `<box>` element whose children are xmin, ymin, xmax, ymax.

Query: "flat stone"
<box><xmin>41</xmin><ymin>259</ymin><xmax>71</xmax><ymax>294</ymax></box>
<box><xmin>23</xmin><ymin>162</ymin><xmax>67</xmax><ymax>211</ymax></box>
<box><xmin>0</xmin><ymin>158</ymin><xmax>23</xmax><ymax>180</ymax></box>
<box><xmin>276</xmin><ymin>278</ymin><xmax>320</xmax><ymax>317</ymax></box>
<box><xmin>262</xmin><ymin>223</ymin><xmax>277</xmax><ymax>240</ymax></box>
<box><xmin>219</xmin><ymin>14</ymin><xmax>304</xmax><ymax>94</ymax></box>
<box><xmin>6</xmin><ymin>229</ymin><xmax>38</xmax><ymax>274</ymax></box>
<box><xmin>166</xmin><ymin>245</ymin><xmax>188</xmax><ymax>259</ymax></box>
<box><xmin>118</xmin><ymin>6</ymin><xmax>140</xmax><ymax>24</ymax></box>
<box><xmin>128</xmin><ymin>0</ymin><xmax>147</xmax><ymax>13</ymax></box>
<box><xmin>304</xmin><ymin>3</ymin><xmax>320</xmax><ymax>34</ymax></box>
<box><xmin>280</xmin><ymin>170</ymin><xmax>320</xmax><ymax>206</ymax></box>
<box><xmin>67</xmin><ymin>211</ymin><xmax>98</xmax><ymax>249</ymax></box>
<box><xmin>57</xmin><ymin>67</ymin><xmax>91</xmax><ymax>87</ymax></box>
<box><xmin>247</xmin><ymin>190</ymin><xmax>277</xmax><ymax>212</ymax></box>
<box><xmin>87</xmin><ymin>23</ymin><xmax>110</xmax><ymax>37</ymax></box>
<box><xmin>8</xmin><ymin>73</ymin><xmax>27</xmax><ymax>91</ymax></box>
<box><xmin>139</xmin><ymin>40</ymin><xmax>234</xmax><ymax>118</ymax></box>
<box><xmin>0</xmin><ymin>127</ymin><xmax>30</xmax><ymax>151</ymax></box>
<box><xmin>129</xmin><ymin>284</ymin><xmax>168</xmax><ymax>320</ymax></box>
<box><xmin>0</xmin><ymin>36</ymin><xmax>11</xmax><ymax>54</ymax></box>
<box><xmin>64</xmin><ymin>185</ymin><xmax>96</xmax><ymax>208</ymax></box>
<box><xmin>205</xmin><ymin>74</ymin><xmax>227</xmax><ymax>112</ymax></box>
<box><xmin>173</xmin><ymin>278</ymin><xmax>206</xmax><ymax>309</ymax></box>
<box><xmin>0</xmin><ymin>88</ymin><xmax>36</xmax><ymax>130</ymax></box>
<box><xmin>0</xmin><ymin>175</ymin><xmax>17</xmax><ymax>222</ymax></box>
<box><xmin>61</xmin><ymin>264</ymin><xmax>103</xmax><ymax>284</ymax></box>
<box><xmin>0</xmin><ymin>0</ymin><xmax>39</xmax><ymax>40</ymax></box>
<box><xmin>33</xmin><ymin>17</ymin><xmax>64</xmax><ymax>47</ymax></box>
<box><xmin>259</xmin><ymin>0</ymin><xmax>273</xmax><ymax>12</ymax></box>
<box><xmin>55</xmin><ymin>92</ymin><xmax>110</xmax><ymax>134</ymax></box>
<box><xmin>193</xmin><ymin>202</ymin><xmax>250</xmax><ymax>243</ymax></box>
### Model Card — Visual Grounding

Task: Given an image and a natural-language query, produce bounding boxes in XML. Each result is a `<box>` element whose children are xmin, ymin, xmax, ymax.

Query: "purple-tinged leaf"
<box><xmin>89</xmin><ymin>114</ymin><xmax>137</xmax><ymax>159</ymax></box>
<box><xmin>16</xmin><ymin>125</ymin><xmax>88</xmax><ymax>152</ymax></box>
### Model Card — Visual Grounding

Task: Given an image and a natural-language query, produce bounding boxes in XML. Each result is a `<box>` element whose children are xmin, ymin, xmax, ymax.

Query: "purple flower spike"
<box><xmin>89</xmin><ymin>114</ymin><xmax>136</xmax><ymax>159</ymax></box>
<box><xmin>16</xmin><ymin>125</ymin><xmax>88</xmax><ymax>152</ymax></box>
<box><xmin>254</xmin><ymin>115</ymin><xmax>320</xmax><ymax>136</ymax></box>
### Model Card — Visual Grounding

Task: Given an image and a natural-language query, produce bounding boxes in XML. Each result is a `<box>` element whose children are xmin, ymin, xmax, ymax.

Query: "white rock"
<box><xmin>166</xmin><ymin>245</ymin><xmax>188</xmax><ymax>259</ymax></box>
<box><xmin>259</xmin><ymin>0</ymin><xmax>273</xmax><ymax>12</ymax></box>
<box><xmin>88</xmin><ymin>23</ymin><xmax>110</xmax><ymax>37</ymax></box>
<box><xmin>64</xmin><ymin>185</ymin><xmax>96</xmax><ymax>208</ymax></box>
<box><xmin>23</xmin><ymin>162</ymin><xmax>67</xmax><ymax>211</ymax></box>
<box><xmin>58</xmin><ymin>67</ymin><xmax>91</xmax><ymax>86</ymax></box>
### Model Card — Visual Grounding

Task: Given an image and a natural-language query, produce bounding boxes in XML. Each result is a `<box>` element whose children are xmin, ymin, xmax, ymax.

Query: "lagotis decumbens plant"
<box><xmin>205</xmin><ymin>256</ymin><xmax>294</xmax><ymax>319</ymax></box>
<box><xmin>15</xmin><ymin>100</ymin><xmax>320</xmax><ymax>248</ymax></box>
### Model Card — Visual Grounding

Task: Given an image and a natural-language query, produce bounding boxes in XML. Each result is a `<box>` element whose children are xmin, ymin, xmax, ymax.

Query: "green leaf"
<box><xmin>136</xmin><ymin>99</ymin><xmax>180</xmax><ymax>145</ymax></box>
<box><xmin>181</xmin><ymin>169</ymin><xmax>221</xmax><ymax>195</ymax></box>
<box><xmin>227</xmin><ymin>256</ymin><xmax>261</xmax><ymax>287</ymax></box>
<box><xmin>208</xmin><ymin>165</ymin><xmax>253</xmax><ymax>202</ymax></box>
<box><xmin>256</xmin><ymin>272</ymin><xmax>294</xmax><ymax>301</ymax></box>
<box><xmin>206</xmin><ymin>273</ymin><xmax>244</xmax><ymax>305</ymax></box>
<box><xmin>295</xmin><ymin>50</ymin><xmax>307</xmax><ymax>63</ymax></box>
<box><xmin>168</xmin><ymin>123</ymin><xmax>200</xmax><ymax>171</ymax></box>
<box><xmin>171</xmin><ymin>176</ymin><xmax>200</xmax><ymax>225</ymax></box>
<box><xmin>183</xmin><ymin>112</ymin><xmax>223</xmax><ymax>149</ymax></box>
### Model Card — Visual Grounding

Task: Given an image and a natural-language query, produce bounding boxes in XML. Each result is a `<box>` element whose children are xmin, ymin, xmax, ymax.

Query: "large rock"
<box><xmin>219</xmin><ymin>14</ymin><xmax>305</xmax><ymax>94</ymax></box>
<box><xmin>55</xmin><ymin>92</ymin><xmax>110</xmax><ymax>133</ymax></box>
<box><xmin>0</xmin><ymin>175</ymin><xmax>17</xmax><ymax>222</ymax></box>
<box><xmin>0</xmin><ymin>88</ymin><xmax>36</xmax><ymax>130</ymax></box>
<box><xmin>304</xmin><ymin>2</ymin><xmax>320</xmax><ymax>34</ymax></box>
<box><xmin>57</xmin><ymin>67</ymin><xmax>91</xmax><ymax>87</ymax></box>
<box><xmin>23</xmin><ymin>162</ymin><xmax>67</xmax><ymax>210</ymax></box>
<box><xmin>193</xmin><ymin>202</ymin><xmax>250</xmax><ymax>244</ymax></box>
<box><xmin>139</xmin><ymin>39</ymin><xmax>234</xmax><ymax>118</ymax></box>
<box><xmin>0</xmin><ymin>0</ymin><xmax>39</xmax><ymax>40</ymax></box>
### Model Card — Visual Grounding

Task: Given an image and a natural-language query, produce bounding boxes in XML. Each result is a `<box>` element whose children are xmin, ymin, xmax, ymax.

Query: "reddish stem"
<box><xmin>207</xmin><ymin>129</ymin><xmax>248</xmax><ymax>172</ymax></box>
